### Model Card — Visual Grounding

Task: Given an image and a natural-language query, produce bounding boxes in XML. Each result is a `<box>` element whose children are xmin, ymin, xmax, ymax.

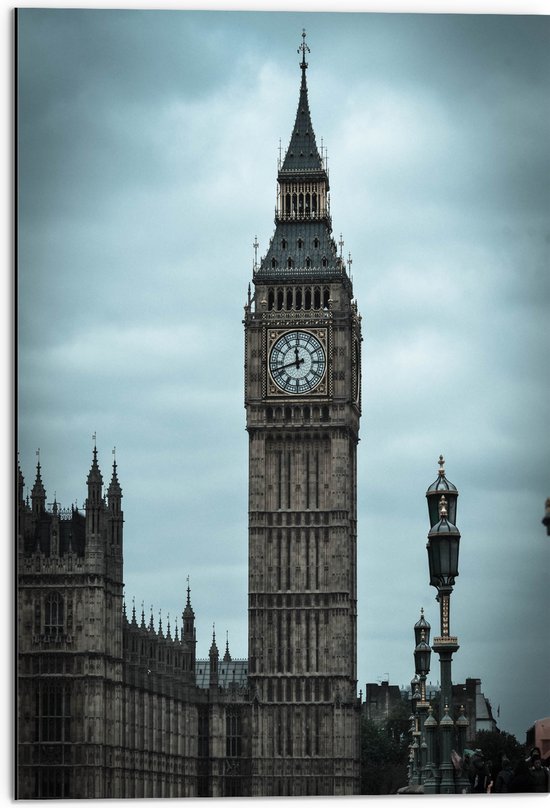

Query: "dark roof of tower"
<box><xmin>259</xmin><ymin>220</ymin><xmax>344</xmax><ymax>281</ymax></box>
<box><xmin>254</xmin><ymin>32</ymin><xmax>352</xmax><ymax>286</ymax></box>
<box><xmin>279</xmin><ymin>33</ymin><xmax>324</xmax><ymax>177</ymax></box>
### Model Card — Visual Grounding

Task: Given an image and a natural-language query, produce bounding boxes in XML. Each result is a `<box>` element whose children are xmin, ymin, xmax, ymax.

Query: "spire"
<box><xmin>280</xmin><ymin>29</ymin><xmax>324</xmax><ymax>176</ymax></box>
<box><xmin>31</xmin><ymin>451</ymin><xmax>46</xmax><ymax>515</ymax></box>
<box><xmin>107</xmin><ymin>448</ymin><xmax>122</xmax><ymax>508</ymax></box>
<box><xmin>86</xmin><ymin>440</ymin><xmax>103</xmax><ymax>507</ymax></box>
<box><xmin>209</xmin><ymin>623</ymin><xmax>219</xmax><ymax>688</ymax></box>
<box><xmin>209</xmin><ymin>624</ymin><xmax>218</xmax><ymax>655</ymax></box>
<box><xmin>140</xmin><ymin>601</ymin><xmax>146</xmax><ymax>629</ymax></box>
<box><xmin>256</xmin><ymin>32</ymin><xmax>345</xmax><ymax>282</ymax></box>
<box><xmin>131</xmin><ymin>596</ymin><xmax>137</xmax><ymax>626</ymax></box>
<box><xmin>223</xmin><ymin>630</ymin><xmax>232</xmax><ymax>663</ymax></box>
<box><xmin>182</xmin><ymin>575</ymin><xmax>195</xmax><ymax>640</ymax></box>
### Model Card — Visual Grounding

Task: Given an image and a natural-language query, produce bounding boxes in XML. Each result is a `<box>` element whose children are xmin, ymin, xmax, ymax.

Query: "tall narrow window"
<box><xmin>35</xmin><ymin>682</ymin><xmax>71</xmax><ymax>743</ymax></box>
<box><xmin>44</xmin><ymin>592</ymin><xmax>64</xmax><ymax>636</ymax></box>
<box><xmin>226</xmin><ymin>710</ymin><xmax>242</xmax><ymax>757</ymax></box>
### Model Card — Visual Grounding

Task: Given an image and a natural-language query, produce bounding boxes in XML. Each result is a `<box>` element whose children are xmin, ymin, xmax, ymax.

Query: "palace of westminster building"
<box><xmin>16</xmin><ymin>35</ymin><xmax>364</xmax><ymax>799</ymax></box>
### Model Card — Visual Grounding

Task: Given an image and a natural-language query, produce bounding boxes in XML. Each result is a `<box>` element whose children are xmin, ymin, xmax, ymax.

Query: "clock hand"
<box><xmin>278</xmin><ymin>356</ymin><xmax>305</xmax><ymax>370</ymax></box>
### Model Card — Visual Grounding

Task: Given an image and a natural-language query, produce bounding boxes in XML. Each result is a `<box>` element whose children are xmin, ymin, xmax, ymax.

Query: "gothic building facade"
<box><xmin>17</xmin><ymin>34</ymin><xmax>362</xmax><ymax>799</ymax></box>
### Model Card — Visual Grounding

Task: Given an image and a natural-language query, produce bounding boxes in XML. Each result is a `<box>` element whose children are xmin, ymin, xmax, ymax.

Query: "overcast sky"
<box><xmin>16</xmin><ymin>7</ymin><xmax>550</xmax><ymax>740</ymax></box>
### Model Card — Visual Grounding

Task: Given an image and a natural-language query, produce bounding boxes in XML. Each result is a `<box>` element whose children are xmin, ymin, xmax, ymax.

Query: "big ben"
<box><xmin>244</xmin><ymin>32</ymin><xmax>362</xmax><ymax>797</ymax></box>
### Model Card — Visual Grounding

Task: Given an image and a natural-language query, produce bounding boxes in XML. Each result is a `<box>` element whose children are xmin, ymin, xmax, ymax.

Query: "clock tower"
<box><xmin>244</xmin><ymin>33</ymin><xmax>362</xmax><ymax>797</ymax></box>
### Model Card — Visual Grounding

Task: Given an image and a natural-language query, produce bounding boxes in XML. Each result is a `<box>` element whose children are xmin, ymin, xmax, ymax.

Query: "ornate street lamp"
<box><xmin>413</xmin><ymin>610</ymin><xmax>432</xmax><ymax>787</ymax></box>
<box><xmin>424</xmin><ymin>456</ymin><xmax>462</xmax><ymax>794</ymax></box>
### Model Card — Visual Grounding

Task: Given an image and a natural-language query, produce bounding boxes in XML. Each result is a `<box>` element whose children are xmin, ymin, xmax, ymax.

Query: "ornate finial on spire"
<box><xmin>141</xmin><ymin>601</ymin><xmax>146</xmax><ymax>629</ymax></box>
<box><xmin>186</xmin><ymin>575</ymin><xmax>191</xmax><ymax>606</ymax></box>
<box><xmin>438</xmin><ymin>454</ymin><xmax>445</xmax><ymax>476</ymax></box>
<box><xmin>347</xmin><ymin>252</ymin><xmax>353</xmax><ymax>273</ymax></box>
<box><xmin>438</xmin><ymin>495</ymin><xmax>448</xmax><ymax>519</ymax></box>
<box><xmin>298</xmin><ymin>28</ymin><xmax>309</xmax><ymax>71</ymax></box>
<box><xmin>132</xmin><ymin>596</ymin><xmax>136</xmax><ymax>624</ymax></box>
<box><xmin>174</xmin><ymin>615</ymin><xmax>179</xmax><ymax>641</ymax></box>
<box><xmin>339</xmin><ymin>234</ymin><xmax>344</xmax><ymax>258</ymax></box>
<box><xmin>158</xmin><ymin>608</ymin><xmax>163</xmax><ymax>636</ymax></box>
<box><xmin>149</xmin><ymin>605</ymin><xmax>155</xmax><ymax>632</ymax></box>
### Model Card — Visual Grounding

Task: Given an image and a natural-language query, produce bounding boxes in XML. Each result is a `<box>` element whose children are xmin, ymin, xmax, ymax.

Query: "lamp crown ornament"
<box><xmin>438</xmin><ymin>495</ymin><xmax>448</xmax><ymax>519</ymax></box>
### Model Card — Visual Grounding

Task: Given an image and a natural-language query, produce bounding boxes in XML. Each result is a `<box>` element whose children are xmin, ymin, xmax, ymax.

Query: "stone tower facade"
<box><xmin>17</xmin><ymin>450</ymin><xmax>126</xmax><ymax>798</ymax></box>
<box><xmin>244</xmin><ymin>33</ymin><xmax>362</xmax><ymax>796</ymax></box>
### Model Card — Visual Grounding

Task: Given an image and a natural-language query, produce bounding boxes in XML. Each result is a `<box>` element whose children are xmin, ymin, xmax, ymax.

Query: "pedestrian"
<box><xmin>470</xmin><ymin>749</ymin><xmax>490</xmax><ymax>794</ymax></box>
<box><xmin>493</xmin><ymin>757</ymin><xmax>514</xmax><ymax>793</ymax></box>
<box><xmin>509</xmin><ymin>758</ymin><xmax>535</xmax><ymax>793</ymax></box>
<box><xmin>530</xmin><ymin>755</ymin><xmax>549</xmax><ymax>792</ymax></box>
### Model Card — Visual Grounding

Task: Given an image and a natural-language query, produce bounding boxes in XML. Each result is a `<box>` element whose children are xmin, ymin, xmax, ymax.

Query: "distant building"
<box><xmin>526</xmin><ymin>717</ymin><xmax>550</xmax><ymax>761</ymax></box>
<box><xmin>364</xmin><ymin>677</ymin><xmax>497</xmax><ymax>743</ymax></box>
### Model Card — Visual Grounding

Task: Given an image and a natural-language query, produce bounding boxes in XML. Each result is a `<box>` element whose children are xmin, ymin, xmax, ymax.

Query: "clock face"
<box><xmin>269</xmin><ymin>330</ymin><xmax>326</xmax><ymax>394</ymax></box>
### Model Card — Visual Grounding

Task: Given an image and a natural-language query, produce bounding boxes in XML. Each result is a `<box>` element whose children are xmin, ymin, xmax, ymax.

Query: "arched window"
<box><xmin>271</xmin><ymin>258</ymin><xmax>277</xmax><ymax>269</ymax></box>
<box><xmin>268</xmin><ymin>288</ymin><xmax>275</xmax><ymax>310</ymax></box>
<box><xmin>44</xmin><ymin>593</ymin><xmax>64</xmax><ymax>636</ymax></box>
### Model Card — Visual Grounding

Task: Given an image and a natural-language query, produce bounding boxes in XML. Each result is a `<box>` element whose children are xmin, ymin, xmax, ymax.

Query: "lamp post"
<box><xmin>413</xmin><ymin>609</ymin><xmax>432</xmax><ymax>787</ymax></box>
<box><xmin>425</xmin><ymin>456</ymin><xmax>461</xmax><ymax>794</ymax></box>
